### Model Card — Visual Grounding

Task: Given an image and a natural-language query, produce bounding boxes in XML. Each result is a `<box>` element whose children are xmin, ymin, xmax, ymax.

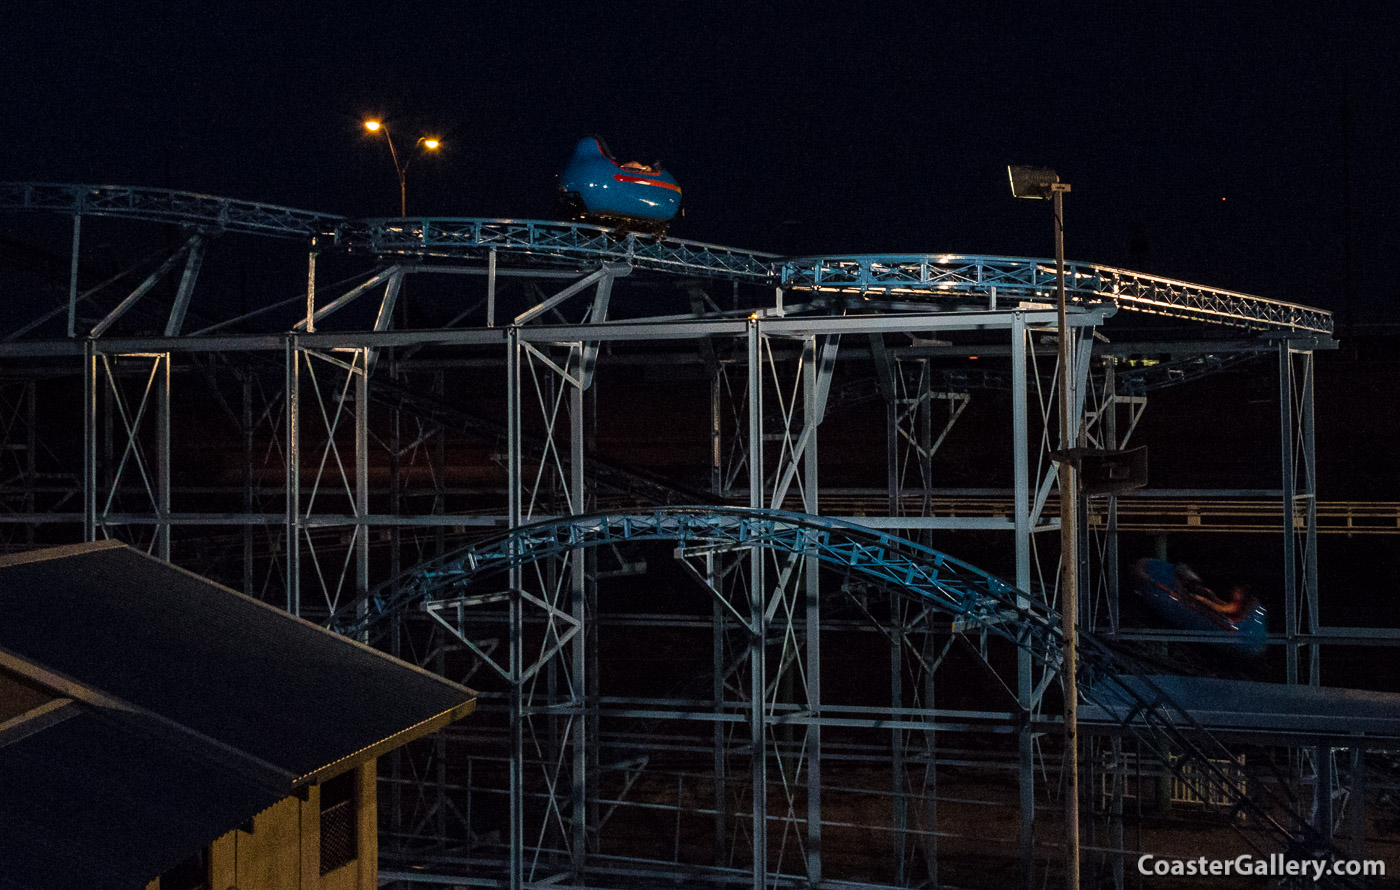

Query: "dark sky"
<box><xmin>4</xmin><ymin>2</ymin><xmax>1397</xmax><ymax>324</ymax></box>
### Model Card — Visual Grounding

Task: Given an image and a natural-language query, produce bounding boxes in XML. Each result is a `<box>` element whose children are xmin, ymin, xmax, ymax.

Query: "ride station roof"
<box><xmin>0</xmin><ymin>540</ymin><xmax>477</xmax><ymax>890</ymax></box>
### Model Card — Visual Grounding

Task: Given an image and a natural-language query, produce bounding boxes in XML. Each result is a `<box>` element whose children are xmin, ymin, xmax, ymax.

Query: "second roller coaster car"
<box><xmin>557</xmin><ymin>136</ymin><xmax>682</xmax><ymax>232</ymax></box>
<box><xmin>1131</xmin><ymin>558</ymin><xmax>1268</xmax><ymax>657</ymax></box>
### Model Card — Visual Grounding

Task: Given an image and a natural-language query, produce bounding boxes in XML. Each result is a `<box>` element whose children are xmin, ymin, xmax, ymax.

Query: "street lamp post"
<box><xmin>1008</xmin><ymin>164</ymin><xmax>1079</xmax><ymax>890</ymax></box>
<box><xmin>364</xmin><ymin>120</ymin><xmax>440</xmax><ymax>217</ymax></box>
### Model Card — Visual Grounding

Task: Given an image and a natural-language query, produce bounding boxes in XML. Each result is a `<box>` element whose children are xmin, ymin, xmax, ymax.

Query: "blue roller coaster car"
<box><xmin>557</xmin><ymin>136</ymin><xmax>682</xmax><ymax>232</ymax></box>
<box><xmin>1130</xmin><ymin>558</ymin><xmax>1267</xmax><ymax>657</ymax></box>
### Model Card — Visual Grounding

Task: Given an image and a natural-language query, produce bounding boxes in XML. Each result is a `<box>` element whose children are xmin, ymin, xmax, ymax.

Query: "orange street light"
<box><xmin>363</xmin><ymin>119</ymin><xmax>442</xmax><ymax>216</ymax></box>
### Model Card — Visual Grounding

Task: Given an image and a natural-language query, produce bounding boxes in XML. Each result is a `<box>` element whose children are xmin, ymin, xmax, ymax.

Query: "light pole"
<box><xmin>364</xmin><ymin>120</ymin><xmax>441</xmax><ymax>217</ymax></box>
<box><xmin>1008</xmin><ymin>164</ymin><xmax>1079</xmax><ymax>890</ymax></box>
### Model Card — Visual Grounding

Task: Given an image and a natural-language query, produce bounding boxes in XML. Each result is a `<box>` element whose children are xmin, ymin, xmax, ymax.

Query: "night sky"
<box><xmin>4</xmin><ymin>3</ymin><xmax>1397</xmax><ymax>325</ymax></box>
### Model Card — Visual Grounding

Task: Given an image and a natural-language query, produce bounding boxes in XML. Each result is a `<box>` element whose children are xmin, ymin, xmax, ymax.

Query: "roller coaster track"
<box><xmin>779</xmin><ymin>254</ymin><xmax>1334</xmax><ymax>334</ymax></box>
<box><xmin>338</xmin><ymin>507</ymin><xmax>1350</xmax><ymax>882</ymax></box>
<box><xmin>2</xmin><ymin>182</ymin><xmax>1332</xmax><ymax>334</ymax></box>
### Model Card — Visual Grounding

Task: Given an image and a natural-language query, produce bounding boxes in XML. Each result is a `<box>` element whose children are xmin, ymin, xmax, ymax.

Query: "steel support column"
<box><xmin>355</xmin><ymin>349</ymin><xmax>369</xmax><ymax>605</ymax></box>
<box><xmin>507</xmin><ymin>326</ymin><xmax>524</xmax><ymax>890</ymax></box>
<box><xmin>1282</xmin><ymin>342</ymin><xmax>1321</xmax><ymax>688</ymax></box>
<box><xmin>747</xmin><ymin>318</ymin><xmax>768</xmax><ymax>890</ymax></box>
<box><xmin>156</xmin><ymin>352</ymin><xmax>171</xmax><ymax>561</ymax></box>
<box><xmin>802</xmin><ymin>337</ymin><xmax>823</xmax><ymax>886</ymax></box>
<box><xmin>1012</xmin><ymin>311</ymin><xmax>1036</xmax><ymax>890</ymax></box>
<box><xmin>569</xmin><ymin>364</ymin><xmax>588</xmax><ymax>869</ymax></box>
<box><xmin>1300</xmin><ymin>350</ymin><xmax>1319</xmax><ymax>685</ymax></box>
<box><xmin>83</xmin><ymin>339</ymin><xmax>96</xmax><ymax>541</ymax></box>
<box><xmin>285</xmin><ymin>336</ymin><xmax>300</xmax><ymax>615</ymax></box>
<box><xmin>710</xmin><ymin>364</ymin><xmax>730</xmax><ymax>866</ymax></box>
<box><xmin>67</xmin><ymin>214</ymin><xmax>81</xmax><ymax>338</ymax></box>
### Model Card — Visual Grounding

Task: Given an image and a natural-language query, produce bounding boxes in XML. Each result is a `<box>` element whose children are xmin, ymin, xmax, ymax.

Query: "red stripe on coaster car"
<box><xmin>613</xmin><ymin>174</ymin><xmax>682</xmax><ymax>192</ymax></box>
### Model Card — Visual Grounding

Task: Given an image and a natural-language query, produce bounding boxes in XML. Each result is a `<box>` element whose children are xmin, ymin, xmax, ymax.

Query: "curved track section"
<box><xmin>780</xmin><ymin>253</ymin><xmax>1333</xmax><ymax>333</ymax></box>
<box><xmin>3</xmin><ymin>182</ymin><xmax>1331</xmax><ymax>334</ymax></box>
<box><xmin>333</xmin><ymin>218</ymin><xmax>777</xmax><ymax>281</ymax></box>
<box><xmin>343</xmin><ymin>507</ymin><xmax>1344</xmax><ymax>877</ymax></box>
<box><xmin>0</xmin><ymin>182</ymin><xmax>342</xmax><ymax>239</ymax></box>
<box><xmin>348</xmin><ymin>507</ymin><xmax>1032</xmax><ymax>641</ymax></box>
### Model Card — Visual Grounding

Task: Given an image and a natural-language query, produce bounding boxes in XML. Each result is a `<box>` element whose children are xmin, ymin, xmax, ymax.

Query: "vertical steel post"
<box><xmin>1104</xmin><ymin>359</ymin><xmax>1120</xmax><ymax>634</ymax></box>
<box><xmin>388</xmin><ymin>353</ymin><xmax>404</xmax><ymax>845</ymax></box>
<box><xmin>570</xmin><ymin>373</ymin><xmax>588</xmax><ymax>868</ymax></box>
<box><xmin>921</xmin><ymin>624</ymin><xmax>939</xmax><ymax>888</ymax></box>
<box><xmin>711</xmin><ymin>365</ymin><xmax>729</xmax><ymax>866</ymax></box>
<box><xmin>1012</xmin><ymin>311</ymin><xmax>1035</xmax><ymax>889</ymax></box>
<box><xmin>1301</xmin><ymin>350</ymin><xmax>1319</xmax><ymax>685</ymax></box>
<box><xmin>242</xmin><ymin>374</ymin><xmax>254</xmax><ymax>596</ymax></box>
<box><xmin>1053</xmin><ymin>185</ymin><xmax>1081</xmax><ymax>890</ymax></box>
<box><xmin>23</xmin><ymin>382</ymin><xmax>36</xmax><ymax>548</ymax></box>
<box><xmin>487</xmin><ymin>248</ymin><xmax>498</xmax><ymax>328</ymax></box>
<box><xmin>355</xmin><ymin>350</ymin><xmax>369</xmax><ymax>604</ymax></box>
<box><xmin>305</xmin><ymin>238</ymin><xmax>318</xmax><ymax>333</ymax></box>
<box><xmin>746</xmin><ymin>318</ymin><xmax>767</xmax><ymax>890</ymax></box>
<box><xmin>68</xmin><ymin>214</ymin><xmax>81</xmax><ymax>339</ymax></box>
<box><xmin>1316</xmin><ymin>744</ymin><xmax>1334</xmax><ymax>843</ymax></box>
<box><xmin>887</xmin><ymin>395</ymin><xmax>899</xmax><ymax>517</ymax></box>
<box><xmin>919</xmin><ymin>362</ymin><xmax>933</xmax><ymax>523</ymax></box>
<box><xmin>1349</xmin><ymin>746</ymin><xmax>1366</xmax><ymax>859</ymax></box>
<box><xmin>803</xmin><ymin>338</ymin><xmax>823</xmax><ymax>887</ymax></box>
<box><xmin>1279</xmin><ymin>342</ymin><xmax>1299</xmax><ymax>684</ymax></box>
<box><xmin>892</xmin><ymin>600</ymin><xmax>906</xmax><ymax>884</ymax></box>
<box><xmin>507</xmin><ymin>326</ymin><xmax>524</xmax><ymax>890</ymax></box>
<box><xmin>1111</xmin><ymin>736</ymin><xmax>1125</xmax><ymax>890</ymax></box>
<box><xmin>285</xmin><ymin>336</ymin><xmax>300</xmax><ymax>616</ymax></box>
<box><xmin>889</xmin><ymin>347</ymin><xmax>910</xmax><ymax>884</ymax></box>
<box><xmin>83</xmin><ymin>339</ymin><xmax>97</xmax><ymax>542</ymax></box>
<box><xmin>157</xmin><ymin>353</ymin><xmax>171</xmax><ymax>562</ymax></box>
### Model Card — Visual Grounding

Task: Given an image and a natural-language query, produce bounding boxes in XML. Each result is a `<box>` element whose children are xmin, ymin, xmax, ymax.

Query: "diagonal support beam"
<box><xmin>91</xmin><ymin>236</ymin><xmax>197</xmax><ymax>338</ymax></box>
<box><xmin>514</xmin><ymin>264</ymin><xmax>630</xmax><ymax>326</ymax></box>
<box><xmin>768</xmin><ymin>336</ymin><xmax>839</xmax><ymax>510</ymax></box>
<box><xmin>293</xmin><ymin>265</ymin><xmax>401</xmax><ymax>331</ymax></box>
<box><xmin>164</xmin><ymin>234</ymin><xmax>207</xmax><ymax>336</ymax></box>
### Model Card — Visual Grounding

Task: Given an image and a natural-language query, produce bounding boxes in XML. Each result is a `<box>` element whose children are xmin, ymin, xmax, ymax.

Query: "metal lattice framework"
<box><xmin>779</xmin><ymin>254</ymin><xmax>1334</xmax><ymax>333</ymax></box>
<box><xmin>0</xmin><ymin>182</ymin><xmax>342</xmax><ymax>239</ymax></box>
<box><xmin>1</xmin><ymin>181</ymin><xmax>1375</xmax><ymax>889</ymax></box>
<box><xmin>2</xmin><ymin>183</ymin><xmax>1332</xmax><ymax>334</ymax></box>
<box><xmin>332</xmin><ymin>218</ymin><xmax>777</xmax><ymax>281</ymax></box>
<box><xmin>340</xmin><ymin>507</ymin><xmax>1349</xmax><ymax>889</ymax></box>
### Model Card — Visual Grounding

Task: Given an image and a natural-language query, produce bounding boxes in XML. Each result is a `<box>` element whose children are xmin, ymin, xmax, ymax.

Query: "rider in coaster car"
<box><xmin>1175</xmin><ymin>565</ymin><xmax>1249</xmax><ymax>618</ymax></box>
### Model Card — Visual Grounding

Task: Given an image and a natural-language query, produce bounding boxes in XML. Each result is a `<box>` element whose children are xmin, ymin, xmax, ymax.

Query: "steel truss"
<box><xmin>3</xmin><ymin>183</ymin><xmax>1332</xmax><ymax>334</ymax></box>
<box><xmin>346</xmin><ymin>508</ymin><xmax>1353</xmax><ymax>889</ymax></box>
<box><xmin>3</xmin><ymin>183</ymin><xmax>1384</xmax><ymax>890</ymax></box>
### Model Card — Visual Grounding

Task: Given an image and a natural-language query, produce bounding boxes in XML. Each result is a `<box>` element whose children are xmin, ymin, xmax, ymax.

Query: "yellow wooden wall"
<box><xmin>151</xmin><ymin>759</ymin><xmax>377</xmax><ymax>890</ymax></box>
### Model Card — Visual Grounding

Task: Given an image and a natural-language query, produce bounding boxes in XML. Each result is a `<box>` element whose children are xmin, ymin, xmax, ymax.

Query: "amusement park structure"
<box><xmin>1</xmin><ymin>182</ymin><xmax>1396</xmax><ymax>889</ymax></box>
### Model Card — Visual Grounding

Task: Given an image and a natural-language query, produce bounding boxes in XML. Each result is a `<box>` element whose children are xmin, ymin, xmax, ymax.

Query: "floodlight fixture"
<box><xmin>1007</xmin><ymin>165</ymin><xmax>1069</xmax><ymax>200</ymax></box>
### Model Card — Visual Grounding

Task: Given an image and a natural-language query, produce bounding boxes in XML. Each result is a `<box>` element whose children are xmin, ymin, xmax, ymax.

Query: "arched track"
<box><xmin>2</xmin><ymin>182</ymin><xmax>1331</xmax><ymax>333</ymax></box>
<box><xmin>342</xmin><ymin>506</ymin><xmax>1346</xmax><ymax>879</ymax></box>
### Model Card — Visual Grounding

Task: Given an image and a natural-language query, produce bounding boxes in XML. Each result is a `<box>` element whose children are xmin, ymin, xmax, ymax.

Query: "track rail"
<box><xmin>2</xmin><ymin>182</ymin><xmax>1332</xmax><ymax>333</ymax></box>
<box><xmin>780</xmin><ymin>254</ymin><xmax>1333</xmax><ymax>334</ymax></box>
<box><xmin>0</xmin><ymin>182</ymin><xmax>342</xmax><ymax>239</ymax></box>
